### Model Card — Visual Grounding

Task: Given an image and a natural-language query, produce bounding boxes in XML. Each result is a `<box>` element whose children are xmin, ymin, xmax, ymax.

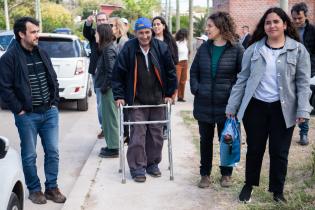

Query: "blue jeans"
<box><xmin>14</xmin><ymin>107</ymin><xmax>59</xmax><ymax>193</ymax></box>
<box><xmin>92</xmin><ymin>75</ymin><xmax>102</xmax><ymax>128</ymax></box>
<box><xmin>298</xmin><ymin>119</ymin><xmax>309</xmax><ymax>136</ymax></box>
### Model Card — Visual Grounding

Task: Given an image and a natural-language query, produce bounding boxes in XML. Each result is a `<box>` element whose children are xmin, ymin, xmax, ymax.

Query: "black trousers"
<box><xmin>243</xmin><ymin>98</ymin><xmax>295</xmax><ymax>193</ymax></box>
<box><xmin>198</xmin><ymin>120</ymin><xmax>233</xmax><ymax>176</ymax></box>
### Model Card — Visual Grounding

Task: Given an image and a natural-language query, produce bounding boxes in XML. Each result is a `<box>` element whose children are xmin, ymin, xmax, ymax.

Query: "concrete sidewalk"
<box><xmin>62</xmin><ymin>86</ymin><xmax>223</xmax><ymax>210</ymax></box>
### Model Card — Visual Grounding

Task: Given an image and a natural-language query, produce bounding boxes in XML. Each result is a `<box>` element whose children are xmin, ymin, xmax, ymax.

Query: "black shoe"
<box><xmin>29</xmin><ymin>191</ymin><xmax>47</xmax><ymax>204</ymax></box>
<box><xmin>239</xmin><ymin>184</ymin><xmax>253</xmax><ymax>203</ymax></box>
<box><xmin>273</xmin><ymin>193</ymin><xmax>287</xmax><ymax>203</ymax></box>
<box><xmin>177</xmin><ymin>98</ymin><xmax>186</xmax><ymax>102</ymax></box>
<box><xmin>146</xmin><ymin>164</ymin><xmax>161</xmax><ymax>177</ymax></box>
<box><xmin>298</xmin><ymin>135</ymin><xmax>309</xmax><ymax>146</ymax></box>
<box><xmin>99</xmin><ymin>148</ymin><xmax>119</xmax><ymax>158</ymax></box>
<box><xmin>100</xmin><ymin>147</ymin><xmax>107</xmax><ymax>153</ymax></box>
<box><xmin>133</xmin><ymin>175</ymin><xmax>146</xmax><ymax>183</ymax></box>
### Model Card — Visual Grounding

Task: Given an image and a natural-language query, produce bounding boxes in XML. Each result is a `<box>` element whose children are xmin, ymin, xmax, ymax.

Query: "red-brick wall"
<box><xmin>213</xmin><ymin>0</ymin><xmax>315</xmax><ymax>35</ymax></box>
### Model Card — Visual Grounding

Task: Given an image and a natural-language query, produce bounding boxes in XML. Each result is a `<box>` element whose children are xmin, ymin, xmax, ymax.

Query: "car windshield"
<box><xmin>0</xmin><ymin>35</ymin><xmax>14</xmax><ymax>50</ymax></box>
<box><xmin>38</xmin><ymin>37</ymin><xmax>80</xmax><ymax>58</ymax></box>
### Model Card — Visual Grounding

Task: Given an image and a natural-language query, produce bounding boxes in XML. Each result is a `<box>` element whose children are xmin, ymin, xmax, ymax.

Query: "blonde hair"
<box><xmin>109</xmin><ymin>17</ymin><xmax>127</xmax><ymax>38</ymax></box>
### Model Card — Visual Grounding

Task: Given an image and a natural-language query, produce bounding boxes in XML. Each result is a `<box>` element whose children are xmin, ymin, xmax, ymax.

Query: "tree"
<box><xmin>171</xmin><ymin>15</ymin><xmax>189</xmax><ymax>34</ymax></box>
<box><xmin>41</xmin><ymin>2</ymin><xmax>73</xmax><ymax>32</ymax></box>
<box><xmin>193</xmin><ymin>14</ymin><xmax>206</xmax><ymax>37</ymax></box>
<box><xmin>111</xmin><ymin>0</ymin><xmax>161</xmax><ymax>20</ymax></box>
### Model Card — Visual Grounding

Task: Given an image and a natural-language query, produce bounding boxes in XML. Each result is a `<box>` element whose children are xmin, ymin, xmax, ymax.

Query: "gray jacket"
<box><xmin>226</xmin><ymin>36</ymin><xmax>312</xmax><ymax>128</ymax></box>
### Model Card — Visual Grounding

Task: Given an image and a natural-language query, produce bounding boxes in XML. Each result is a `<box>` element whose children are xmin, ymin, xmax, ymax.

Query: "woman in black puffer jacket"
<box><xmin>94</xmin><ymin>24</ymin><xmax>119</xmax><ymax>158</ymax></box>
<box><xmin>190</xmin><ymin>12</ymin><xmax>244</xmax><ymax>188</ymax></box>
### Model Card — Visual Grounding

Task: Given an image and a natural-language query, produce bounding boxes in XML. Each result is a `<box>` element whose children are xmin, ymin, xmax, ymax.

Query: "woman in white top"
<box><xmin>226</xmin><ymin>7</ymin><xmax>312</xmax><ymax>203</ymax></box>
<box><xmin>175</xmin><ymin>29</ymin><xmax>189</xmax><ymax>102</ymax></box>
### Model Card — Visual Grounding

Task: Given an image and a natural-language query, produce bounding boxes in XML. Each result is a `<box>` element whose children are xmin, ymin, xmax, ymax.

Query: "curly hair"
<box><xmin>207</xmin><ymin>12</ymin><xmax>239</xmax><ymax>44</ymax></box>
<box><xmin>249</xmin><ymin>7</ymin><xmax>299</xmax><ymax>46</ymax></box>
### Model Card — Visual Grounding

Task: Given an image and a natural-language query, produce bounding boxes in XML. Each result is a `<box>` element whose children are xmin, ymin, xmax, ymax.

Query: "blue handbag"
<box><xmin>219</xmin><ymin>118</ymin><xmax>241</xmax><ymax>167</ymax></box>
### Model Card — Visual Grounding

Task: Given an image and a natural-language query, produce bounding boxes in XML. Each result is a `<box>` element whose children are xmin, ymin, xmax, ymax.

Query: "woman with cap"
<box><xmin>190</xmin><ymin>11</ymin><xmax>244</xmax><ymax>189</ymax></box>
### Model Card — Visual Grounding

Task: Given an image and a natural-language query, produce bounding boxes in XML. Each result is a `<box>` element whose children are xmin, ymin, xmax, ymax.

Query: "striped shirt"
<box><xmin>23</xmin><ymin>47</ymin><xmax>50</xmax><ymax>107</ymax></box>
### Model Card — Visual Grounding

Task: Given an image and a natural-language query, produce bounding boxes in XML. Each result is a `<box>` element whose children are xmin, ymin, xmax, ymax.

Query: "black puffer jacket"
<box><xmin>303</xmin><ymin>20</ymin><xmax>315</xmax><ymax>77</ymax></box>
<box><xmin>190</xmin><ymin>40</ymin><xmax>244</xmax><ymax>123</ymax></box>
<box><xmin>94</xmin><ymin>43</ymin><xmax>117</xmax><ymax>94</ymax></box>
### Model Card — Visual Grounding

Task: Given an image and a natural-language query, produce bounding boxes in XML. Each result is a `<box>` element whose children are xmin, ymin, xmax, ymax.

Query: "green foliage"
<box><xmin>193</xmin><ymin>15</ymin><xmax>207</xmax><ymax>37</ymax></box>
<box><xmin>312</xmin><ymin>145</ymin><xmax>315</xmax><ymax>176</ymax></box>
<box><xmin>0</xmin><ymin>10</ymin><xmax>6</xmax><ymax>30</ymax></box>
<box><xmin>171</xmin><ymin>15</ymin><xmax>189</xmax><ymax>34</ymax></box>
<box><xmin>41</xmin><ymin>2</ymin><xmax>73</xmax><ymax>32</ymax></box>
<box><xmin>111</xmin><ymin>0</ymin><xmax>161</xmax><ymax>21</ymax></box>
<box><xmin>78</xmin><ymin>0</ymin><xmax>101</xmax><ymax>19</ymax></box>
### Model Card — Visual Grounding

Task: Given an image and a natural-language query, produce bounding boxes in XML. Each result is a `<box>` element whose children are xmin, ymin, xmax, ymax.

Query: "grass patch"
<box><xmin>180</xmin><ymin>110</ymin><xmax>315</xmax><ymax>210</ymax></box>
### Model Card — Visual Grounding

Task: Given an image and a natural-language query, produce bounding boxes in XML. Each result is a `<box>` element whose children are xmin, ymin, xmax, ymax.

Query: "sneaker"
<box><xmin>44</xmin><ymin>188</ymin><xmax>66</xmax><ymax>203</ymax></box>
<box><xmin>29</xmin><ymin>191</ymin><xmax>47</xmax><ymax>204</ymax></box>
<box><xmin>133</xmin><ymin>175</ymin><xmax>146</xmax><ymax>183</ymax></box>
<box><xmin>239</xmin><ymin>184</ymin><xmax>253</xmax><ymax>203</ymax></box>
<box><xmin>273</xmin><ymin>192</ymin><xmax>287</xmax><ymax>203</ymax></box>
<box><xmin>97</xmin><ymin>130</ymin><xmax>104</xmax><ymax>139</ymax></box>
<box><xmin>146</xmin><ymin>164</ymin><xmax>162</xmax><ymax>177</ymax></box>
<box><xmin>198</xmin><ymin>176</ymin><xmax>210</xmax><ymax>188</ymax></box>
<box><xmin>220</xmin><ymin>176</ymin><xmax>232</xmax><ymax>188</ymax></box>
<box><xmin>298</xmin><ymin>135</ymin><xmax>309</xmax><ymax>146</ymax></box>
<box><xmin>177</xmin><ymin>98</ymin><xmax>186</xmax><ymax>102</ymax></box>
<box><xmin>99</xmin><ymin>148</ymin><xmax>119</xmax><ymax>158</ymax></box>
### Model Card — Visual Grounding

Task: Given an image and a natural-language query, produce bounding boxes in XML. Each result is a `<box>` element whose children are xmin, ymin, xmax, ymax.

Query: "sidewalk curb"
<box><xmin>62</xmin><ymin>140</ymin><xmax>102</xmax><ymax>210</ymax></box>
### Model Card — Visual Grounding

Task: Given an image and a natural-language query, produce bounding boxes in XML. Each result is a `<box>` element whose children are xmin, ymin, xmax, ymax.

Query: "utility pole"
<box><xmin>168</xmin><ymin>0</ymin><xmax>172</xmax><ymax>33</ymax></box>
<box><xmin>165</xmin><ymin>0</ymin><xmax>168</xmax><ymax>26</ymax></box>
<box><xmin>280</xmin><ymin>0</ymin><xmax>288</xmax><ymax>12</ymax></box>
<box><xmin>207</xmin><ymin>0</ymin><xmax>210</xmax><ymax>16</ymax></box>
<box><xmin>188</xmin><ymin>0</ymin><xmax>193</xmax><ymax>63</ymax></box>
<box><xmin>4</xmin><ymin>0</ymin><xmax>10</xmax><ymax>30</ymax></box>
<box><xmin>176</xmin><ymin>0</ymin><xmax>180</xmax><ymax>32</ymax></box>
<box><xmin>35</xmin><ymin>0</ymin><xmax>43</xmax><ymax>31</ymax></box>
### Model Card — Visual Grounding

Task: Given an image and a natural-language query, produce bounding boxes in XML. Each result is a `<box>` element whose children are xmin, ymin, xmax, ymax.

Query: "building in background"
<box><xmin>100</xmin><ymin>4</ymin><xmax>123</xmax><ymax>15</ymax></box>
<box><xmin>213</xmin><ymin>0</ymin><xmax>315</xmax><ymax>34</ymax></box>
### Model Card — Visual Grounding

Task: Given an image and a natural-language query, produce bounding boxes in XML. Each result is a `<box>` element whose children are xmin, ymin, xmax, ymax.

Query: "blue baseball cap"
<box><xmin>134</xmin><ymin>17</ymin><xmax>152</xmax><ymax>31</ymax></box>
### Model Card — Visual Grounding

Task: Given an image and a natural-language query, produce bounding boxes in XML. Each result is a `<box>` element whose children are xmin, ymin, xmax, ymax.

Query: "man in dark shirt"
<box><xmin>113</xmin><ymin>17</ymin><xmax>177</xmax><ymax>183</ymax></box>
<box><xmin>240</xmin><ymin>25</ymin><xmax>251</xmax><ymax>49</ymax></box>
<box><xmin>291</xmin><ymin>2</ymin><xmax>315</xmax><ymax>146</ymax></box>
<box><xmin>0</xmin><ymin>17</ymin><xmax>66</xmax><ymax>204</ymax></box>
<box><xmin>83</xmin><ymin>12</ymin><xmax>108</xmax><ymax>139</ymax></box>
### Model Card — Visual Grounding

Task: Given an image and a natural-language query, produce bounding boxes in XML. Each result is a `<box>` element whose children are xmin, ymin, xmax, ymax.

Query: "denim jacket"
<box><xmin>226</xmin><ymin>36</ymin><xmax>312</xmax><ymax>128</ymax></box>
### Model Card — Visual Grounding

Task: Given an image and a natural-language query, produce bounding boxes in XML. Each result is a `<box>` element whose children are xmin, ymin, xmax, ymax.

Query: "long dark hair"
<box><xmin>175</xmin><ymin>28</ymin><xmax>188</xmax><ymax>42</ymax></box>
<box><xmin>152</xmin><ymin>16</ymin><xmax>178</xmax><ymax>64</ymax></box>
<box><xmin>249</xmin><ymin>7</ymin><xmax>300</xmax><ymax>46</ymax></box>
<box><xmin>96</xmin><ymin>24</ymin><xmax>113</xmax><ymax>51</ymax></box>
<box><xmin>207</xmin><ymin>12</ymin><xmax>239</xmax><ymax>44</ymax></box>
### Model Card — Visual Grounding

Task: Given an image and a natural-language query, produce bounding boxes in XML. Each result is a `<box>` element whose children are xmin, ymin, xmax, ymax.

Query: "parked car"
<box><xmin>0</xmin><ymin>30</ymin><xmax>14</xmax><ymax>52</ymax></box>
<box><xmin>53</xmin><ymin>28</ymin><xmax>72</xmax><ymax>35</ymax></box>
<box><xmin>0</xmin><ymin>136</ymin><xmax>25</xmax><ymax>210</ymax></box>
<box><xmin>38</xmin><ymin>33</ymin><xmax>91</xmax><ymax>111</ymax></box>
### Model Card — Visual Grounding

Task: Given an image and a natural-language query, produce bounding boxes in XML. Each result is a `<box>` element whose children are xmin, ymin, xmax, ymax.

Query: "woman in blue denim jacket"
<box><xmin>226</xmin><ymin>7</ymin><xmax>312</xmax><ymax>203</ymax></box>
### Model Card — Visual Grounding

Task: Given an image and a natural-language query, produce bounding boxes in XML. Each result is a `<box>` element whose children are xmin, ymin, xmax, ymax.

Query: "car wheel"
<box><xmin>88</xmin><ymin>88</ymin><xmax>92</xmax><ymax>97</ymax></box>
<box><xmin>77</xmin><ymin>95</ymin><xmax>88</xmax><ymax>111</ymax></box>
<box><xmin>7</xmin><ymin>192</ymin><xmax>21</xmax><ymax>210</ymax></box>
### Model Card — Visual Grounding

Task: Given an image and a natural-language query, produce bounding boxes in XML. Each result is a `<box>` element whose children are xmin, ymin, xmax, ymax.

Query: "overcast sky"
<box><xmin>165</xmin><ymin>0</ymin><xmax>212</xmax><ymax>12</ymax></box>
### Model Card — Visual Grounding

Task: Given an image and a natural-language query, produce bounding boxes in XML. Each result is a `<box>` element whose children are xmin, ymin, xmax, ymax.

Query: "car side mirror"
<box><xmin>0</xmin><ymin>136</ymin><xmax>9</xmax><ymax>159</ymax></box>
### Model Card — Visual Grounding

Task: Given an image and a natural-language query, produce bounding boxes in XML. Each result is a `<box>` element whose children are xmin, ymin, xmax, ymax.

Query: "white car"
<box><xmin>38</xmin><ymin>33</ymin><xmax>91</xmax><ymax>111</ymax></box>
<box><xmin>0</xmin><ymin>136</ymin><xmax>25</xmax><ymax>210</ymax></box>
